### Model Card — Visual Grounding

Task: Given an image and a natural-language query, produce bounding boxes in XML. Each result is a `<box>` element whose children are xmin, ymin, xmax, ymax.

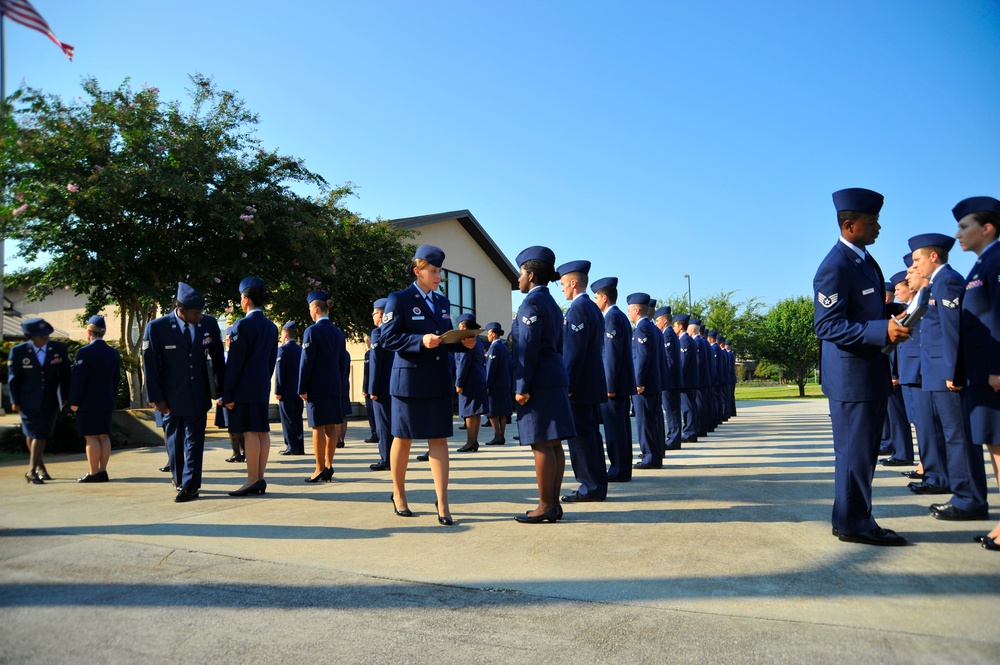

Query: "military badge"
<box><xmin>817</xmin><ymin>292</ymin><xmax>838</xmax><ymax>308</ymax></box>
<box><xmin>522</xmin><ymin>315</ymin><xmax>538</xmax><ymax>326</ymax></box>
<box><xmin>570</xmin><ymin>322</ymin><xmax>584</xmax><ymax>332</ymax></box>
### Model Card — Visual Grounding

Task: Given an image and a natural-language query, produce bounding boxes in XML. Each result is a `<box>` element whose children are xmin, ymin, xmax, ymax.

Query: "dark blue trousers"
<box><xmin>929</xmin><ymin>390</ymin><xmax>989</xmax><ymax>513</ymax></box>
<box><xmin>372</xmin><ymin>397</ymin><xmax>393</xmax><ymax>465</ymax></box>
<box><xmin>601</xmin><ymin>396</ymin><xmax>633</xmax><ymax>481</ymax></box>
<box><xmin>567</xmin><ymin>403</ymin><xmax>608</xmax><ymax>499</ymax></box>
<box><xmin>163</xmin><ymin>412</ymin><xmax>207</xmax><ymax>491</ymax></box>
<box><xmin>680</xmin><ymin>390</ymin><xmax>698</xmax><ymax>439</ymax></box>
<box><xmin>633</xmin><ymin>392</ymin><xmax>664</xmax><ymax>465</ymax></box>
<box><xmin>365</xmin><ymin>394</ymin><xmax>377</xmax><ymax>438</ymax></box>
<box><xmin>279</xmin><ymin>397</ymin><xmax>304</xmax><ymax>453</ymax></box>
<box><xmin>885</xmin><ymin>384</ymin><xmax>913</xmax><ymax>462</ymax></box>
<box><xmin>909</xmin><ymin>387</ymin><xmax>949</xmax><ymax>489</ymax></box>
<box><xmin>662</xmin><ymin>389</ymin><xmax>682</xmax><ymax>448</ymax></box>
<box><xmin>828</xmin><ymin>399</ymin><xmax>887</xmax><ymax>534</ymax></box>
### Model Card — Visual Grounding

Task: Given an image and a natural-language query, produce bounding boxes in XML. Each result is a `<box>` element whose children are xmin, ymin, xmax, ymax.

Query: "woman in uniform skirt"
<box><xmin>69</xmin><ymin>315</ymin><xmax>121</xmax><ymax>483</ymax></box>
<box><xmin>223</xmin><ymin>278</ymin><xmax>279</xmax><ymax>497</ymax></box>
<box><xmin>380</xmin><ymin>245</ymin><xmax>477</xmax><ymax>525</ymax></box>
<box><xmin>8</xmin><ymin>318</ymin><xmax>72</xmax><ymax>484</ymax></box>
<box><xmin>483</xmin><ymin>321</ymin><xmax>512</xmax><ymax>445</ymax></box>
<box><xmin>218</xmin><ymin>326</ymin><xmax>246</xmax><ymax>463</ymax></box>
<box><xmin>953</xmin><ymin>196</ymin><xmax>1000</xmax><ymax>550</ymax></box>
<box><xmin>511</xmin><ymin>246</ymin><xmax>576</xmax><ymax>523</ymax></box>
<box><xmin>454</xmin><ymin>313</ymin><xmax>487</xmax><ymax>452</ymax></box>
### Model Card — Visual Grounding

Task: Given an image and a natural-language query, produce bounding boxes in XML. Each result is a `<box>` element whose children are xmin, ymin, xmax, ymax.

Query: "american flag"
<box><xmin>0</xmin><ymin>0</ymin><xmax>74</xmax><ymax>60</ymax></box>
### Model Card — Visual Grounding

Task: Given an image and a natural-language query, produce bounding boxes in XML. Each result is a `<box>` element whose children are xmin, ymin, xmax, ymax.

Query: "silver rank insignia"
<box><xmin>606</xmin><ymin>331</ymin><xmax>616</xmax><ymax>339</ymax></box>
<box><xmin>817</xmin><ymin>292</ymin><xmax>839</xmax><ymax>308</ymax></box>
<box><xmin>570</xmin><ymin>322</ymin><xmax>584</xmax><ymax>332</ymax></box>
<box><xmin>522</xmin><ymin>315</ymin><xmax>537</xmax><ymax>326</ymax></box>
<box><xmin>383</xmin><ymin>312</ymin><xmax>394</xmax><ymax>322</ymax></box>
<box><xmin>303</xmin><ymin>342</ymin><xmax>310</xmax><ymax>348</ymax></box>
<box><xmin>941</xmin><ymin>298</ymin><xmax>958</xmax><ymax>309</ymax></box>
<box><xmin>637</xmin><ymin>336</ymin><xmax>647</xmax><ymax>344</ymax></box>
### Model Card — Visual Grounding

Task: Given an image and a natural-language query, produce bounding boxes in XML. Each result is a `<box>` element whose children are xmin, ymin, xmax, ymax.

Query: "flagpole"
<box><xmin>1</xmin><ymin>14</ymin><xmax>7</xmax><ymax>345</ymax></box>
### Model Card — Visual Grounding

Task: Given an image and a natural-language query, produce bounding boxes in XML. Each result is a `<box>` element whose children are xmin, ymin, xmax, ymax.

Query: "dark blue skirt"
<box><xmin>76</xmin><ymin>410</ymin><xmax>113</xmax><ymax>437</ymax></box>
<box><xmin>227</xmin><ymin>403</ymin><xmax>270</xmax><ymax>433</ymax></box>
<box><xmin>966</xmin><ymin>385</ymin><xmax>1000</xmax><ymax>445</ymax></box>
<box><xmin>486</xmin><ymin>390</ymin><xmax>513</xmax><ymax>418</ymax></box>
<box><xmin>19</xmin><ymin>408</ymin><xmax>58</xmax><ymax>439</ymax></box>
<box><xmin>515</xmin><ymin>384</ymin><xmax>575</xmax><ymax>446</ymax></box>
<box><xmin>391</xmin><ymin>395</ymin><xmax>453</xmax><ymax>440</ymax></box>
<box><xmin>307</xmin><ymin>397</ymin><xmax>343</xmax><ymax>428</ymax></box>
<box><xmin>458</xmin><ymin>385</ymin><xmax>487</xmax><ymax>417</ymax></box>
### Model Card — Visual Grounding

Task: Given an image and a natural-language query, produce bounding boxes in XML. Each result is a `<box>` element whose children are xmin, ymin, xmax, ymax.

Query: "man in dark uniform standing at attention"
<box><xmin>276</xmin><ymin>321</ymin><xmax>305</xmax><ymax>455</ymax></box>
<box><xmin>813</xmin><ymin>187</ymin><xmax>911</xmax><ymax>545</ymax></box>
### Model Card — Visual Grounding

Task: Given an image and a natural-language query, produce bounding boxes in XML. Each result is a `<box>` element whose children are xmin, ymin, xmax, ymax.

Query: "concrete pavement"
<box><xmin>1</xmin><ymin>399</ymin><xmax>998</xmax><ymax>664</ymax></box>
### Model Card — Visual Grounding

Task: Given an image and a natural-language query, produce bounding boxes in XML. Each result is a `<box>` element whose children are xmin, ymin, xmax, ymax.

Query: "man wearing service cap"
<box><xmin>276</xmin><ymin>321</ymin><xmax>305</xmax><ymax>455</ymax></box>
<box><xmin>591</xmin><ymin>277</ymin><xmax>636</xmax><ymax>481</ymax></box>
<box><xmin>813</xmin><ymin>188</ymin><xmax>911</xmax><ymax>545</ymax></box>
<box><xmin>627</xmin><ymin>292</ymin><xmax>665</xmax><ymax>469</ymax></box>
<box><xmin>653</xmin><ymin>306</ymin><xmax>683</xmax><ymax>450</ymax></box>
<box><xmin>367</xmin><ymin>298</ymin><xmax>394</xmax><ymax>470</ymax></box>
<box><xmin>142</xmin><ymin>282</ymin><xmax>226</xmax><ymax>502</ymax></box>
<box><xmin>908</xmin><ymin>233</ymin><xmax>990</xmax><ymax>520</ymax></box>
<box><xmin>558</xmin><ymin>260</ymin><xmax>609</xmax><ymax>502</ymax></box>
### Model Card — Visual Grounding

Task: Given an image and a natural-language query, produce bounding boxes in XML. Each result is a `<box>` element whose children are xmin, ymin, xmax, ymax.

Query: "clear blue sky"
<box><xmin>3</xmin><ymin>1</ymin><xmax>999</xmax><ymax>310</ymax></box>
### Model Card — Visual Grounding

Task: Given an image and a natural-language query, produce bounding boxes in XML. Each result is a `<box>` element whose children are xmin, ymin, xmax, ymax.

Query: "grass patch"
<box><xmin>0</xmin><ymin>452</ymin><xmax>27</xmax><ymax>463</ymax></box>
<box><xmin>735</xmin><ymin>383</ymin><xmax>825</xmax><ymax>400</ymax></box>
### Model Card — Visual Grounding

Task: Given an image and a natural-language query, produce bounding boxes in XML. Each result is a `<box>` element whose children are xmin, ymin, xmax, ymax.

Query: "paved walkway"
<box><xmin>1</xmin><ymin>400</ymin><xmax>998</xmax><ymax>664</ymax></box>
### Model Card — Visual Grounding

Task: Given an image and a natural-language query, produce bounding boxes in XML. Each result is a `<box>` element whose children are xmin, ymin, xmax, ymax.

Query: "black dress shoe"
<box><xmin>633</xmin><ymin>461</ymin><xmax>662</xmax><ymax>469</ymax></box>
<box><xmin>973</xmin><ymin>534</ymin><xmax>993</xmax><ymax>544</ymax></box>
<box><xmin>97</xmin><ymin>471</ymin><xmax>109</xmax><ymax>482</ymax></box>
<box><xmin>369</xmin><ymin>462</ymin><xmax>391</xmax><ymax>471</ymax></box>
<box><xmin>901</xmin><ymin>470</ymin><xmax>926</xmax><ymax>479</ymax></box>
<box><xmin>37</xmin><ymin>466</ymin><xmax>52</xmax><ymax>481</ymax></box>
<box><xmin>336</xmin><ymin>440</ymin><xmax>345</xmax><ymax>448</ymax></box>
<box><xmin>514</xmin><ymin>508</ymin><xmax>559</xmax><ymax>524</ymax></box>
<box><xmin>25</xmin><ymin>471</ymin><xmax>43</xmax><ymax>485</ymax></box>
<box><xmin>555</xmin><ymin>504</ymin><xmax>564</xmax><ymax>521</ymax></box>
<box><xmin>681</xmin><ymin>437</ymin><xmax>698</xmax><ymax>443</ymax></box>
<box><xmin>391</xmin><ymin>495</ymin><xmax>413</xmax><ymax>517</ymax></box>
<box><xmin>458</xmin><ymin>424</ymin><xmax>467</xmax><ymax>430</ymax></box>
<box><xmin>984</xmin><ymin>539</ymin><xmax>1000</xmax><ymax>551</ymax></box>
<box><xmin>879</xmin><ymin>457</ymin><xmax>913</xmax><ymax>466</ymax></box>
<box><xmin>159</xmin><ymin>465</ymin><xmax>172</xmax><ymax>473</ymax></box>
<box><xmin>831</xmin><ymin>527</ymin><xmax>839</xmax><ymax>537</ymax></box>
<box><xmin>457</xmin><ymin>441</ymin><xmax>479</xmax><ymax>452</ymax></box>
<box><xmin>174</xmin><ymin>488</ymin><xmax>199</xmax><ymax>503</ymax></box>
<box><xmin>561</xmin><ymin>490</ymin><xmax>604</xmax><ymax>503</ymax></box>
<box><xmin>415</xmin><ymin>453</ymin><xmax>429</xmax><ymax>462</ymax></box>
<box><xmin>364</xmin><ymin>436</ymin><xmax>379</xmax><ymax>443</ymax></box>
<box><xmin>77</xmin><ymin>473</ymin><xmax>102</xmax><ymax>483</ymax></box>
<box><xmin>484</xmin><ymin>438</ymin><xmax>506</xmax><ymax>445</ymax></box>
<box><xmin>225</xmin><ymin>454</ymin><xmax>242</xmax><ymax>463</ymax></box>
<box><xmin>837</xmin><ymin>527</ymin><xmax>907</xmax><ymax>546</ymax></box>
<box><xmin>931</xmin><ymin>504</ymin><xmax>989</xmax><ymax>521</ymax></box>
<box><xmin>278</xmin><ymin>449</ymin><xmax>293</xmax><ymax>455</ymax></box>
<box><xmin>908</xmin><ymin>481</ymin><xmax>950</xmax><ymax>495</ymax></box>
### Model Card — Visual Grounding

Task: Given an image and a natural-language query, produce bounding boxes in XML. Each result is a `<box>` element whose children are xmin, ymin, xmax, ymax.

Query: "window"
<box><xmin>438</xmin><ymin>269</ymin><xmax>475</xmax><ymax>321</ymax></box>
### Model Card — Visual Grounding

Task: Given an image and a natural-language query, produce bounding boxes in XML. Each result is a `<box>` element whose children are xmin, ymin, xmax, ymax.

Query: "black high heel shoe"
<box><xmin>457</xmin><ymin>441</ymin><xmax>479</xmax><ymax>453</ymax></box>
<box><xmin>25</xmin><ymin>471</ymin><xmax>43</xmax><ymax>485</ymax></box>
<box><xmin>225</xmin><ymin>454</ymin><xmax>241</xmax><ymax>463</ymax></box>
<box><xmin>555</xmin><ymin>503</ymin><xmax>564</xmax><ymax>521</ymax></box>
<box><xmin>434</xmin><ymin>501</ymin><xmax>453</xmax><ymax>526</ymax></box>
<box><xmin>514</xmin><ymin>508</ymin><xmax>559</xmax><ymax>524</ymax></box>
<box><xmin>323</xmin><ymin>467</ymin><xmax>334</xmax><ymax>481</ymax></box>
<box><xmin>305</xmin><ymin>470</ymin><xmax>326</xmax><ymax>483</ymax></box>
<box><xmin>37</xmin><ymin>466</ymin><xmax>52</xmax><ymax>481</ymax></box>
<box><xmin>229</xmin><ymin>479</ymin><xmax>265</xmax><ymax>497</ymax></box>
<box><xmin>391</xmin><ymin>495</ymin><xmax>413</xmax><ymax>517</ymax></box>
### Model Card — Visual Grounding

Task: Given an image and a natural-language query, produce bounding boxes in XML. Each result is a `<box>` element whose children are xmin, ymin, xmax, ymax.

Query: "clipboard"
<box><xmin>440</xmin><ymin>328</ymin><xmax>484</xmax><ymax>344</ymax></box>
<box><xmin>881</xmin><ymin>287</ymin><xmax>929</xmax><ymax>355</ymax></box>
<box><xmin>205</xmin><ymin>350</ymin><xmax>220</xmax><ymax>399</ymax></box>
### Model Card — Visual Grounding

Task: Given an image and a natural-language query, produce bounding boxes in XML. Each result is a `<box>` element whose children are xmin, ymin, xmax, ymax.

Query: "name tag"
<box><xmin>412</xmin><ymin>316</ymin><xmax>425</xmax><ymax>320</ymax></box>
<box><xmin>862</xmin><ymin>288</ymin><xmax>875</xmax><ymax>296</ymax></box>
<box><xmin>165</xmin><ymin>345</ymin><xmax>177</xmax><ymax>349</ymax></box>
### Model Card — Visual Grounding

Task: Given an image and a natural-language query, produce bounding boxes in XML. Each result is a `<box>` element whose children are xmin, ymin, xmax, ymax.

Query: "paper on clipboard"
<box><xmin>881</xmin><ymin>287</ymin><xmax>929</xmax><ymax>355</ymax></box>
<box><xmin>440</xmin><ymin>328</ymin><xmax>484</xmax><ymax>344</ymax></box>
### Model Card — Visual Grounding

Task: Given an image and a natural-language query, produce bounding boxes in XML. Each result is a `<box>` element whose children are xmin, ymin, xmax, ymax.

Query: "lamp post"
<box><xmin>684</xmin><ymin>274</ymin><xmax>692</xmax><ymax>310</ymax></box>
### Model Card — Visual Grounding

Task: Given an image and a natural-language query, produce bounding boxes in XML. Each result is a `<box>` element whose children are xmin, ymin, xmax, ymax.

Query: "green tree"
<box><xmin>0</xmin><ymin>75</ymin><xmax>413</xmax><ymax>406</ymax></box>
<box><xmin>754</xmin><ymin>295</ymin><xmax>819</xmax><ymax>396</ymax></box>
